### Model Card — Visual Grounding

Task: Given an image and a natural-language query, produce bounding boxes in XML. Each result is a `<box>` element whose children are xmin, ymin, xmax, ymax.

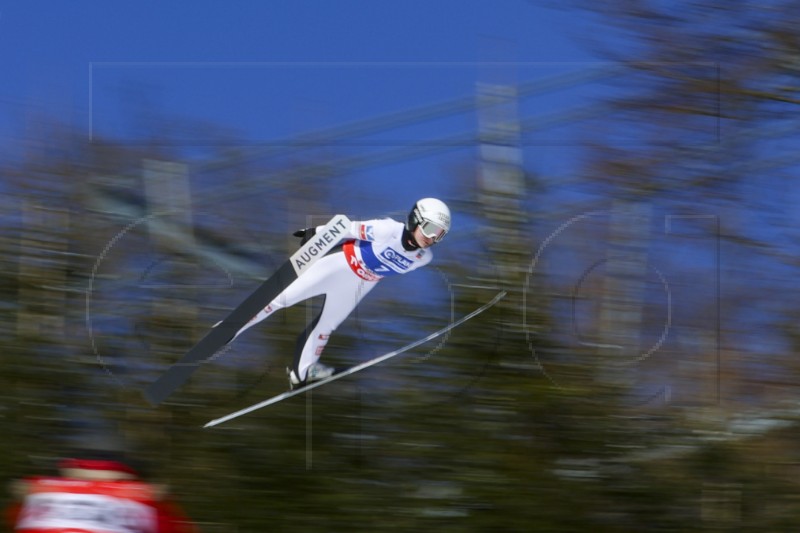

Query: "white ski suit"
<box><xmin>234</xmin><ymin>218</ymin><xmax>433</xmax><ymax>380</ymax></box>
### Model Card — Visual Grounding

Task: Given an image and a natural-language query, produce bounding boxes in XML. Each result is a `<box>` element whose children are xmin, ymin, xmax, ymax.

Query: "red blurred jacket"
<box><xmin>8</xmin><ymin>459</ymin><xmax>196</xmax><ymax>533</ymax></box>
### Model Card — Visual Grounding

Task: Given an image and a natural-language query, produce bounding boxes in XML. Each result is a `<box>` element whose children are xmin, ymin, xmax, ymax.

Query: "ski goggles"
<box><xmin>418</xmin><ymin>219</ymin><xmax>448</xmax><ymax>242</ymax></box>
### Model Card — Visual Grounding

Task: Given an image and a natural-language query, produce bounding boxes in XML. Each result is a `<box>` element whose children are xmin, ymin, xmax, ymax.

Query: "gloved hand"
<box><xmin>292</xmin><ymin>227</ymin><xmax>317</xmax><ymax>245</ymax></box>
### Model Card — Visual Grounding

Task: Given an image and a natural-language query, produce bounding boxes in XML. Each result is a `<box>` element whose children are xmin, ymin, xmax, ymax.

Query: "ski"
<box><xmin>203</xmin><ymin>290</ymin><xmax>506</xmax><ymax>428</ymax></box>
<box><xmin>143</xmin><ymin>215</ymin><xmax>352</xmax><ymax>406</ymax></box>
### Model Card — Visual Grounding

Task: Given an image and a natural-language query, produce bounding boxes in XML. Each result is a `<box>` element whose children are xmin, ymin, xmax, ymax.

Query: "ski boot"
<box><xmin>287</xmin><ymin>362</ymin><xmax>336</xmax><ymax>390</ymax></box>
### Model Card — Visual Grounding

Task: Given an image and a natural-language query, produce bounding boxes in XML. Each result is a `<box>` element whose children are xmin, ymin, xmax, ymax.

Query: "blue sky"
<box><xmin>0</xmin><ymin>1</ymin><xmax>620</xmax><ymax>226</ymax></box>
<box><xmin>0</xmin><ymin>1</ymin><xmax>596</xmax><ymax>146</ymax></box>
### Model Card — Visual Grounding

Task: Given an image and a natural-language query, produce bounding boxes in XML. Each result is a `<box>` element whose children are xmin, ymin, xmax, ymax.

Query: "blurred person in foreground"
<box><xmin>7</xmin><ymin>454</ymin><xmax>196</xmax><ymax>533</ymax></box>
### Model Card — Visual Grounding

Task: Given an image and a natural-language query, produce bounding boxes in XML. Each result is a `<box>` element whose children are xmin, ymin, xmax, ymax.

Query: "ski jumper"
<box><xmin>233</xmin><ymin>218</ymin><xmax>433</xmax><ymax>380</ymax></box>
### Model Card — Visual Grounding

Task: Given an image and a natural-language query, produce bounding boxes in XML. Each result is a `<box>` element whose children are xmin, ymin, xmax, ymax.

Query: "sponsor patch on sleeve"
<box><xmin>359</xmin><ymin>224</ymin><xmax>375</xmax><ymax>241</ymax></box>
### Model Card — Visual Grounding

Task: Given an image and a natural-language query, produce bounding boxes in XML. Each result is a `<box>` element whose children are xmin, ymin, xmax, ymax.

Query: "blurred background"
<box><xmin>3</xmin><ymin>1</ymin><xmax>800</xmax><ymax>531</ymax></box>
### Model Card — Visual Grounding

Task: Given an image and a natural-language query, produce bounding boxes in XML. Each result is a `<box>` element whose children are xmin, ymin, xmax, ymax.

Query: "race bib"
<box><xmin>17</xmin><ymin>491</ymin><xmax>157</xmax><ymax>533</ymax></box>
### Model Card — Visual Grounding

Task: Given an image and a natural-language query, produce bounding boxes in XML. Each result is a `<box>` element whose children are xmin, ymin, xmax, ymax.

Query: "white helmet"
<box><xmin>407</xmin><ymin>198</ymin><xmax>451</xmax><ymax>242</ymax></box>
